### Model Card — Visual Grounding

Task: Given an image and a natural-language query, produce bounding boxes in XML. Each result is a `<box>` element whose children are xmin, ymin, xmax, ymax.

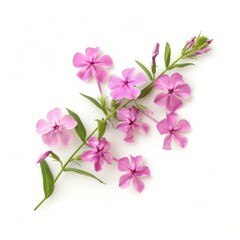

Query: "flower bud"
<box><xmin>152</xmin><ymin>43</ymin><xmax>160</xmax><ymax>67</ymax></box>
<box><xmin>37</xmin><ymin>151</ymin><xmax>51</xmax><ymax>164</ymax></box>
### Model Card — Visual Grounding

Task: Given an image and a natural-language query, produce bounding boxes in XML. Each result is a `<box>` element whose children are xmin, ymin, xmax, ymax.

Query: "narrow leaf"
<box><xmin>135</xmin><ymin>60</ymin><xmax>153</xmax><ymax>80</ymax></box>
<box><xmin>80</xmin><ymin>93</ymin><xmax>107</xmax><ymax>115</ymax></box>
<box><xmin>164</xmin><ymin>42</ymin><xmax>171</xmax><ymax>68</ymax></box>
<box><xmin>96</xmin><ymin>119</ymin><xmax>106</xmax><ymax>139</ymax></box>
<box><xmin>67</xmin><ymin>108</ymin><xmax>86</xmax><ymax>141</ymax></box>
<box><xmin>40</xmin><ymin>160</ymin><xmax>54</xmax><ymax>198</ymax></box>
<box><xmin>50</xmin><ymin>152</ymin><xmax>60</xmax><ymax>161</ymax></box>
<box><xmin>137</xmin><ymin>85</ymin><xmax>153</xmax><ymax>99</ymax></box>
<box><xmin>168</xmin><ymin>63</ymin><xmax>195</xmax><ymax>70</ymax></box>
<box><xmin>64</xmin><ymin>168</ymin><xmax>105</xmax><ymax>184</ymax></box>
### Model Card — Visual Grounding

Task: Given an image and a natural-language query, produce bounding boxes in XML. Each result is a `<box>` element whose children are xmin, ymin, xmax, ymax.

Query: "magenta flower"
<box><xmin>157</xmin><ymin>113</ymin><xmax>191</xmax><ymax>150</ymax></box>
<box><xmin>81</xmin><ymin>137</ymin><xmax>113</xmax><ymax>172</ymax></box>
<box><xmin>116</xmin><ymin>106</ymin><xmax>149</xmax><ymax>143</ymax></box>
<box><xmin>36</xmin><ymin>108</ymin><xmax>77</xmax><ymax>147</ymax></box>
<box><xmin>109</xmin><ymin>68</ymin><xmax>147</xmax><ymax>100</ymax></box>
<box><xmin>73</xmin><ymin>47</ymin><xmax>113</xmax><ymax>83</ymax></box>
<box><xmin>154</xmin><ymin>73</ymin><xmax>191</xmax><ymax>112</ymax></box>
<box><xmin>118</xmin><ymin>155</ymin><xmax>150</xmax><ymax>193</ymax></box>
<box><xmin>36</xmin><ymin>151</ymin><xmax>51</xmax><ymax>164</ymax></box>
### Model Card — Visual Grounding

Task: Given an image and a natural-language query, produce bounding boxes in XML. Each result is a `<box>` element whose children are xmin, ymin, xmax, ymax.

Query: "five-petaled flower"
<box><xmin>81</xmin><ymin>137</ymin><xmax>113</xmax><ymax>172</ymax></box>
<box><xmin>157</xmin><ymin>112</ymin><xmax>191</xmax><ymax>150</ymax></box>
<box><xmin>36</xmin><ymin>108</ymin><xmax>77</xmax><ymax>147</ymax></box>
<box><xmin>73</xmin><ymin>47</ymin><xmax>113</xmax><ymax>83</ymax></box>
<box><xmin>118</xmin><ymin>155</ymin><xmax>150</xmax><ymax>193</ymax></box>
<box><xmin>109</xmin><ymin>68</ymin><xmax>147</xmax><ymax>100</ymax></box>
<box><xmin>116</xmin><ymin>106</ymin><xmax>149</xmax><ymax>143</ymax></box>
<box><xmin>154</xmin><ymin>73</ymin><xmax>191</xmax><ymax>112</ymax></box>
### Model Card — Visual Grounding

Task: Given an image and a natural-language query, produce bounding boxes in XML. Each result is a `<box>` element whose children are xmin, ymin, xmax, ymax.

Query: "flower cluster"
<box><xmin>34</xmin><ymin>34</ymin><xmax>212</xmax><ymax>210</ymax></box>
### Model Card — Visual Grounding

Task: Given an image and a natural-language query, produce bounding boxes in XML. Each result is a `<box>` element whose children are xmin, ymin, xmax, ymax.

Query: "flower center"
<box><xmin>168</xmin><ymin>88</ymin><xmax>174</xmax><ymax>94</ymax></box>
<box><xmin>54</xmin><ymin>125</ymin><xmax>59</xmax><ymax>131</ymax></box>
<box><xmin>130</xmin><ymin>169</ymin><xmax>136</xmax><ymax>175</ymax></box>
<box><xmin>170</xmin><ymin>128</ymin><xmax>175</xmax><ymax>134</ymax></box>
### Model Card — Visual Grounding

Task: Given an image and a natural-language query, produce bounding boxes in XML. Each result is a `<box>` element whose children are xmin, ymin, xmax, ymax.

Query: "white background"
<box><xmin>0</xmin><ymin>0</ymin><xmax>239</xmax><ymax>239</ymax></box>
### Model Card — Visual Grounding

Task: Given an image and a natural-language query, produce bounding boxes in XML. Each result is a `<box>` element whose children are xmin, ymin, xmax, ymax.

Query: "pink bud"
<box><xmin>37</xmin><ymin>151</ymin><xmax>52</xmax><ymax>164</ymax></box>
<box><xmin>186</xmin><ymin>36</ymin><xmax>196</xmax><ymax>49</ymax></box>
<box><xmin>207</xmin><ymin>39</ymin><xmax>213</xmax><ymax>44</ymax></box>
<box><xmin>152</xmin><ymin>43</ymin><xmax>160</xmax><ymax>58</ymax></box>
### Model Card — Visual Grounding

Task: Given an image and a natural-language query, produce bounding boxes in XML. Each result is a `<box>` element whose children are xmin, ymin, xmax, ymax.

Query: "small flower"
<box><xmin>36</xmin><ymin>151</ymin><xmax>52</xmax><ymax>164</ymax></box>
<box><xmin>154</xmin><ymin>73</ymin><xmax>191</xmax><ymax>112</ymax></box>
<box><xmin>157</xmin><ymin>113</ymin><xmax>191</xmax><ymax>150</ymax></box>
<box><xmin>81</xmin><ymin>137</ymin><xmax>113</xmax><ymax>172</ymax></box>
<box><xmin>152</xmin><ymin>43</ymin><xmax>160</xmax><ymax>65</ymax></box>
<box><xmin>118</xmin><ymin>155</ymin><xmax>150</xmax><ymax>193</ymax></box>
<box><xmin>116</xmin><ymin>106</ymin><xmax>149</xmax><ymax>143</ymax></box>
<box><xmin>109</xmin><ymin>68</ymin><xmax>147</xmax><ymax>100</ymax></box>
<box><xmin>73</xmin><ymin>47</ymin><xmax>113</xmax><ymax>83</ymax></box>
<box><xmin>36</xmin><ymin>108</ymin><xmax>77</xmax><ymax>147</ymax></box>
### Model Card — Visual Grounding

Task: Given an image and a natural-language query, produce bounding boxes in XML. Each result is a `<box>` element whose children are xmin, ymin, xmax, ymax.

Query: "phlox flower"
<box><xmin>36</xmin><ymin>108</ymin><xmax>77</xmax><ymax>147</ymax></box>
<box><xmin>118</xmin><ymin>155</ymin><xmax>150</xmax><ymax>193</ymax></box>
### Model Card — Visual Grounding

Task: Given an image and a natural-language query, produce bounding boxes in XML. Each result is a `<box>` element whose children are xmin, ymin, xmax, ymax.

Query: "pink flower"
<box><xmin>154</xmin><ymin>73</ymin><xmax>191</xmax><ymax>112</ymax></box>
<box><xmin>118</xmin><ymin>155</ymin><xmax>150</xmax><ymax>193</ymax></box>
<box><xmin>36</xmin><ymin>151</ymin><xmax>51</xmax><ymax>164</ymax></box>
<box><xmin>109</xmin><ymin>68</ymin><xmax>147</xmax><ymax>100</ymax></box>
<box><xmin>116</xmin><ymin>106</ymin><xmax>149</xmax><ymax>143</ymax></box>
<box><xmin>81</xmin><ymin>137</ymin><xmax>113</xmax><ymax>172</ymax></box>
<box><xmin>36</xmin><ymin>108</ymin><xmax>77</xmax><ymax>147</ymax></box>
<box><xmin>157</xmin><ymin>113</ymin><xmax>191</xmax><ymax>150</ymax></box>
<box><xmin>73</xmin><ymin>47</ymin><xmax>113</xmax><ymax>83</ymax></box>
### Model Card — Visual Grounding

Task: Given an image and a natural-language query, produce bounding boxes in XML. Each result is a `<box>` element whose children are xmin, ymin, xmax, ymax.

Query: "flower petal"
<box><xmin>119</xmin><ymin>173</ymin><xmax>133</xmax><ymax>188</ymax></box>
<box><xmin>170</xmin><ymin>73</ymin><xmax>184</xmax><ymax>89</ymax></box>
<box><xmin>163</xmin><ymin>133</ymin><xmax>172</xmax><ymax>150</ymax></box>
<box><xmin>110</xmin><ymin>85</ymin><xmax>130</xmax><ymax>100</ymax></box>
<box><xmin>154</xmin><ymin>75</ymin><xmax>170</xmax><ymax>90</ymax></box>
<box><xmin>166</xmin><ymin>94</ymin><xmax>183</xmax><ymax>112</ymax></box>
<box><xmin>94</xmin><ymin>157</ymin><xmax>102</xmax><ymax>172</ymax></box>
<box><xmin>135</xmin><ymin>166</ymin><xmax>151</xmax><ymax>177</ymax></box>
<box><xmin>108</xmin><ymin>75</ymin><xmax>124</xmax><ymax>89</ymax></box>
<box><xmin>58</xmin><ymin>130</ymin><xmax>73</xmax><ymax>146</ymax></box>
<box><xmin>172</xmin><ymin>133</ymin><xmax>188</xmax><ymax>148</ymax></box>
<box><xmin>47</xmin><ymin>108</ymin><xmax>61</xmax><ymax>123</ymax></box>
<box><xmin>174</xmin><ymin>84</ymin><xmax>191</xmax><ymax>98</ymax></box>
<box><xmin>118</xmin><ymin>157</ymin><xmax>132</xmax><ymax>171</ymax></box>
<box><xmin>81</xmin><ymin>150</ymin><xmax>96</xmax><ymax>162</ymax></box>
<box><xmin>87</xmin><ymin>136</ymin><xmax>99</xmax><ymax>149</ymax></box>
<box><xmin>36</xmin><ymin>119</ymin><xmax>52</xmax><ymax>134</ymax></box>
<box><xmin>117</xmin><ymin>107</ymin><xmax>131</xmax><ymax>121</ymax></box>
<box><xmin>73</xmin><ymin>53</ymin><xmax>89</xmax><ymax>67</ymax></box>
<box><xmin>166</xmin><ymin>113</ymin><xmax>178</xmax><ymax>129</ymax></box>
<box><xmin>42</xmin><ymin>131</ymin><xmax>58</xmax><ymax>147</ymax></box>
<box><xmin>176</xmin><ymin>119</ymin><xmax>191</xmax><ymax>133</ymax></box>
<box><xmin>131</xmin><ymin>155</ymin><xmax>143</xmax><ymax>170</ymax></box>
<box><xmin>132</xmin><ymin>176</ymin><xmax>145</xmax><ymax>192</ymax></box>
<box><xmin>116</xmin><ymin>122</ymin><xmax>131</xmax><ymax>133</ymax></box>
<box><xmin>122</xmin><ymin>68</ymin><xmax>135</xmax><ymax>79</ymax></box>
<box><xmin>85</xmin><ymin>47</ymin><xmax>100</xmax><ymax>61</ymax></box>
<box><xmin>60</xmin><ymin>115</ymin><xmax>77</xmax><ymax>129</ymax></box>
<box><xmin>103</xmin><ymin>152</ymin><xmax>113</xmax><ymax>164</ymax></box>
<box><xmin>92</xmin><ymin>66</ymin><xmax>108</xmax><ymax>83</ymax></box>
<box><xmin>154</xmin><ymin>93</ymin><xmax>169</xmax><ymax>108</ymax></box>
<box><xmin>77</xmin><ymin>66</ymin><xmax>92</xmax><ymax>81</ymax></box>
<box><xmin>127</xmin><ymin>87</ymin><xmax>141</xmax><ymax>99</ymax></box>
<box><xmin>124</xmin><ymin>130</ymin><xmax>135</xmax><ymax>143</ymax></box>
<box><xmin>129</xmin><ymin>73</ymin><xmax>147</xmax><ymax>85</ymax></box>
<box><xmin>96</xmin><ymin>55</ymin><xmax>113</xmax><ymax>68</ymax></box>
<box><xmin>156</xmin><ymin>119</ymin><xmax>170</xmax><ymax>134</ymax></box>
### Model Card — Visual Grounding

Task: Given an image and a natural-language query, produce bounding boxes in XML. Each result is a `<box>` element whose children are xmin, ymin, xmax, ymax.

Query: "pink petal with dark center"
<box><xmin>132</xmin><ymin>176</ymin><xmax>145</xmax><ymax>192</ymax></box>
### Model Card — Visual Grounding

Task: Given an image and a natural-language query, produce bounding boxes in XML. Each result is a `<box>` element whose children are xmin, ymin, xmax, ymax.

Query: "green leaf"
<box><xmin>50</xmin><ymin>152</ymin><xmax>60</xmax><ymax>161</ymax></box>
<box><xmin>135</xmin><ymin>60</ymin><xmax>153</xmax><ymax>80</ymax></box>
<box><xmin>40</xmin><ymin>160</ymin><xmax>54</xmax><ymax>199</ymax></box>
<box><xmin>80</xmin><ymin>93</ymin><xmax>107</xmax><ymax>115</ymax></box>
<box><xmin>64</xmin><ymin>168</ymin><xmax>105</xmax><ymax>184</ymax></box>
<box><xmin>67</xmin><ymin>108</ymin><xmax>86</xmax><ymax>142</ymax></box>
<box><xmin>168</xmin><ymin>63</ymin><xmax>195</xmax><ymax>70</ymax></box>
<box><xmin>137</xmin><ymin>85</ymin><xmax>153</xmax><ymax>99</ymax></box>
<box><xmin>96</xmin><ymin>119</ymin><xmax>106</xmax><ymax>139</ymax></box>
<box><xmin>164</xmin><ymin>42</ymin><xmax>171</xmax><ymax>68</ymax></box>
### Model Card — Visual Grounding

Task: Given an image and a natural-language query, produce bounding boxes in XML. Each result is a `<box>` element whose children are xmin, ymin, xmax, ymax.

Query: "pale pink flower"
<box><xmin>154</xmin><ymin>73</ymin><xmax>191</xmax><ymax>112</ymax></box>
<box><xmin>36</xmin><ymin>108</ymin><xmax>77</xmax><ymax>147</ymax></box>
<box><xmin>157</xmin><ymin>113</ymin><xmax>191</xmax><ymax>150</ymax></box>
<box><xmin>36</xmin><ymin>151</ymin><xmax>51</xmax><ymax>164</ymax></box>
<box><xmin>118</xmin><ymin>155</ymin><xmax>150</xmax><ymax>193</ymax></box>
<box><xmin>73</xmin><ymin>47</ymin><xmax>113</xmax><ymax>83</ymax></box>
<box><xmin>109</xmin><ymin>68</ymin><xmax>147</xmax><ymax>100</ymax></box>
<box><xmin>116</xmin><ymin>106</ymin><xmax>149</xmax><ymax>143</ymax></box>
<box><xmin>81</xmin><ymin>137</ymin><xmax>113</xmax><ymax>172</ymax></box>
